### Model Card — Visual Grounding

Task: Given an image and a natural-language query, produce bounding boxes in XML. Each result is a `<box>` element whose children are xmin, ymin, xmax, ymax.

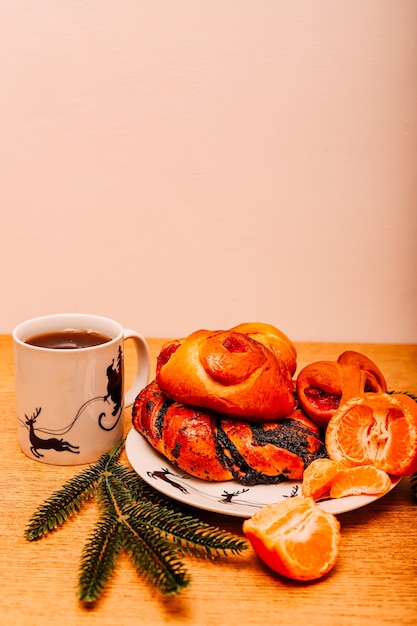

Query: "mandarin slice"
<box><xmin>302</xmin><ymin>458</ymin><xmax>346</xmax><ymax>500</ymax></box>
<box><xmin>329</xmin><ymin>465</ymin><xmax>392</xmax><ymax>498</ymax></box>
<box><xmin>325</xmin><ymin>393</ymin><xmax>417</xmax><ymax>476</ymax></box>
<box><xmin>242</xmin><ymin>496</ymin><xmax>341</xmax><ymax>581</ymax></box>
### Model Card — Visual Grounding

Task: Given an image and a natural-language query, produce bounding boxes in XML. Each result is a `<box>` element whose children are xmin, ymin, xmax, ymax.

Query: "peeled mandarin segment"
<box><xmin>329</xmin><ymin>465</ymin><xmax>392</xmax><ymax>498</ymax></box>
<box><xmin>301</xmin><ymin>458</ymin><xmax>346</xmax><ymax>499</ymax></box>
<box><xmin>242</xmin><ymin>496</ymin><xmax>341</xmax><ymax>581</ymax></box>
<box><xmin>325</xmin><ymin>393</ymin><xmax>417</xmax><ymax>476</ymax></box>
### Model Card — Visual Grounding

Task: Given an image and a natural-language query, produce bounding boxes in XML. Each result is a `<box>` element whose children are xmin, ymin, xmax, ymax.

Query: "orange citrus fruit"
<box><xmin>325</xmin><ymin>393</ymin><xmax>417</xmax><ymax>476</ymax></box>
<box><xmin>301</xmin><ymin>458</ymin><xmax>346</xmax><ymax>500</ymax></box>
<box><xmin>329</xmin><ymin>465</ymin><xmax>392</xmax><ymax>498</ymax></box>
<box><xmin>242</xmin><ymin>496</ymin><xmax>341</xmax><ymax>581</ymax></box>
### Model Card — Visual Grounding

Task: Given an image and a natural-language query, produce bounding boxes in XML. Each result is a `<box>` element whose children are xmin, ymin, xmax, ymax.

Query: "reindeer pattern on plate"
<box><xmin>19</xmin><ymin>346</ymin><xmax>123</xmax><ymax>458</ymax></box>
<box><xmin>146</xmin><ymin>466</ymin><xmax>300</xmax><ymax>509</ymax></box>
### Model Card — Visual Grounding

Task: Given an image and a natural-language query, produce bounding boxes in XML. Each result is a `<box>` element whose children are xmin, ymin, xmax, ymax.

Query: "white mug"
<box><xmin>13</xmin><ymin>313</ymin><xmax>150</xmax><ymax>465</ymax></box>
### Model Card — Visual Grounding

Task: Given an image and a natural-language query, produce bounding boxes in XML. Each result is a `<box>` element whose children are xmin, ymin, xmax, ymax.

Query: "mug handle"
<box><xmin>123</xmin><ymin>329</ymin><xmax>151</xmax><ymax>407</ymax></box>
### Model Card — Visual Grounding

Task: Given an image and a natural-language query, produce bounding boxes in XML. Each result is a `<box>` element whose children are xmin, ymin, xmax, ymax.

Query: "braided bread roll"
<box><xmin>296</xmin><ymin>350</ymin><xmax>387</xmax><ymax>429</ymax></box>
<box><xmin>156</xmin><ymin>325</ymin><xmax>295</xmax><ymax>421</ymax></box>
<box><xmin>132</xmin><ymin>381</ymin><xmax>326</xmax><ymax>484</ymax></box>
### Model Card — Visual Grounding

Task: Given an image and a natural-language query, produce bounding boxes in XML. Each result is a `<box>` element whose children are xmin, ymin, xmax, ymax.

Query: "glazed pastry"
<box><xmin>156</xmin><ymin>327</ymin><xmax>295</xmax><ymax>421</ymax></box>
<box><xmin>230</xmin><ymin>322</ymin><xmax>297</xmax><ymax>376</ymax></box>
<box><xmin>132</xmin><ymin>381</ymin><xmax>326</xmax><ymax>484</ymax></box>
<box><xmin>296</xmin><ymin>351</ymin><xmax>387</xmax><ymax>429</ymax></box>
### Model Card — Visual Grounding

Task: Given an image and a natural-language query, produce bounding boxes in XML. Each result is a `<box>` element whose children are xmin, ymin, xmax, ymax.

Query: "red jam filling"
<box><xmin>304</xmin><ymin>387</ymin><xmax>341</xmax><ymax>411</ymax></box>
<box><xmin>156</xmin><ymin>343</ymin><xmax>180</xmax><ymax>374</ymax></box>
<box><xmin>222</xmin><ymin>336</ymin><xmax>248</xmax><ymax>353</ymax></box>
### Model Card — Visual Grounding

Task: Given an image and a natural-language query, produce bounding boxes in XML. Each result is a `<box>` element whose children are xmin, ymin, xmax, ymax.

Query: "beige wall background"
<box><xmin>1</xmin><ymin>1</ymin><xmax>416</xmax><ymax>343</ymax></box>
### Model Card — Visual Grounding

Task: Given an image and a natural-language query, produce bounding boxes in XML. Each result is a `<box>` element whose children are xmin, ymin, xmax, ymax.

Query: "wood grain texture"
<box><xmin>1</xmin><ymin>335</ymin><xmax>417</xmax><ymax>626</ymax></box>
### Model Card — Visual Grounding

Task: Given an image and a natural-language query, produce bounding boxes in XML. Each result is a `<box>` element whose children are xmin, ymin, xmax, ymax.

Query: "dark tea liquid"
<box><xmin>25</xmin><ymin>329</ymin><xmax>112</xmax><ymax>349</ymax></box>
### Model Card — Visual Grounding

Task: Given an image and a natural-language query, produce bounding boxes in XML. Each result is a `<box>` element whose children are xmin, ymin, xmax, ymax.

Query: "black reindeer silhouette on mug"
<box><xmin>21</xmin><ymin>349</ymin><xmax>123</xmax><ymax>458</ymax></box>
<box><xmin>25</xmin><ymin>408</ymin><xmax>80</xmax><ymax>458</ymax></box>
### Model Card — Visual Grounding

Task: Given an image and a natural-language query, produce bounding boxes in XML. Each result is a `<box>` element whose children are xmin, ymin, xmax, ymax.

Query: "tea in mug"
<box><xmin>25</xmin><ymin>329</ymin><xmax>112</xmax><ymax>349</ymax></box>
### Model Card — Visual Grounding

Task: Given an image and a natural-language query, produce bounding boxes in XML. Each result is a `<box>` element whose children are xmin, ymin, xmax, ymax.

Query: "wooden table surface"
<box><xmin>1</xmin><ymin>334</ymin><xmax>416</xmax><ymax>626</ymax></box>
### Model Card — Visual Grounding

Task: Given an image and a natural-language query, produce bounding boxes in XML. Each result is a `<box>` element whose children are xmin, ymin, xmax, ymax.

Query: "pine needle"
<box><xmin>25</xmin><ymin>463</ymin><xmax>103</xmax><ymax>540</ymax></box>
<box><xmin>78</xmin><ymin>515</ymin><xmax>123</xmax><ymax>603</ymax></box>
<box><xmin>389</xmin><ymin>390</ymin><xmax>417</xmax><ymax>402</ymax></box>
<box><xmin>121</xmin><ymin>518</ymin><xmax>191</xmax><ymax>595</ymax></box>
<box><xmin>24</xmin><ymin>440</ymin><xmax>247</xmax><ymax>602</ymax></box>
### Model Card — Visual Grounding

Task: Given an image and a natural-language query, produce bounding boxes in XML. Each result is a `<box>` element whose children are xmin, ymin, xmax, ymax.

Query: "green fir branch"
<box><xmin>25</xmin><ymin>442</ymin><xmax>124</xmax><ymax>541</ymax></box>
<box><xmin>107</xmin><ymin>461</ymin><xmax>175</xmax><ymax>508</ymax></box>
<box><xmin>132</xmin><ymin>502</ymin><xmax>245</xmax><ymax>559</ymax></box>
<box><xmin>78</xmin><ymin>514</ymin><xmax>123</xmax><ymax>603</ymax></box>
<box><xmin>107</xmin><ymin>466</ymin><xmax>245</xmax><ymax>559</ymax></box>
<box><xmin>25</xmin><ymin>463</ymin><xmax>103</xmax><ymax>540</ymax></box>
<box><xmin>25</xmin><ymin>440</ymin><xmax>247</xmax><ymax>602</ymax></box>
<box><xmin>121</xmin><ymin>515</ymin><xmax>191</xmax><ymax>595</ymax></box>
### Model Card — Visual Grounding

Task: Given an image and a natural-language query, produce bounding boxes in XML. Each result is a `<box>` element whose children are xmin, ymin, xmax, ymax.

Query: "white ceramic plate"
<box><xmin>125</xmin><ymin>428</ymin><xmax>400</xmax><ymax>518</ymax></box>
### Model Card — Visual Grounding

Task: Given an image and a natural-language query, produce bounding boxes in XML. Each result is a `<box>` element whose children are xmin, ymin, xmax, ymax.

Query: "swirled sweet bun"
<box><xmin>156</xmin><ymin>327</ymin><xmax>295</xmax><ymax>421</ymax></box>
<box><xmin>230</xmin><ymin>322</ymin><xmax>297</xmax><ymax>376</ymax></box>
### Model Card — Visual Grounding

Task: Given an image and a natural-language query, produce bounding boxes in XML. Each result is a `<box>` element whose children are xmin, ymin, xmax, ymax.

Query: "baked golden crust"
<box><xmin>230</xmin><ymin>322</ymin><xmax>297</xmax><ymax>376</ymax></box>
<box><xmin>156</xmin><ymin>326</ymin><xmax>295</xmax><ymax>421</ymax></box>
<box><xmin>132</xmin><ymin>381</ymin><xmax>326</xmax><ymax>484</ymax></box>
